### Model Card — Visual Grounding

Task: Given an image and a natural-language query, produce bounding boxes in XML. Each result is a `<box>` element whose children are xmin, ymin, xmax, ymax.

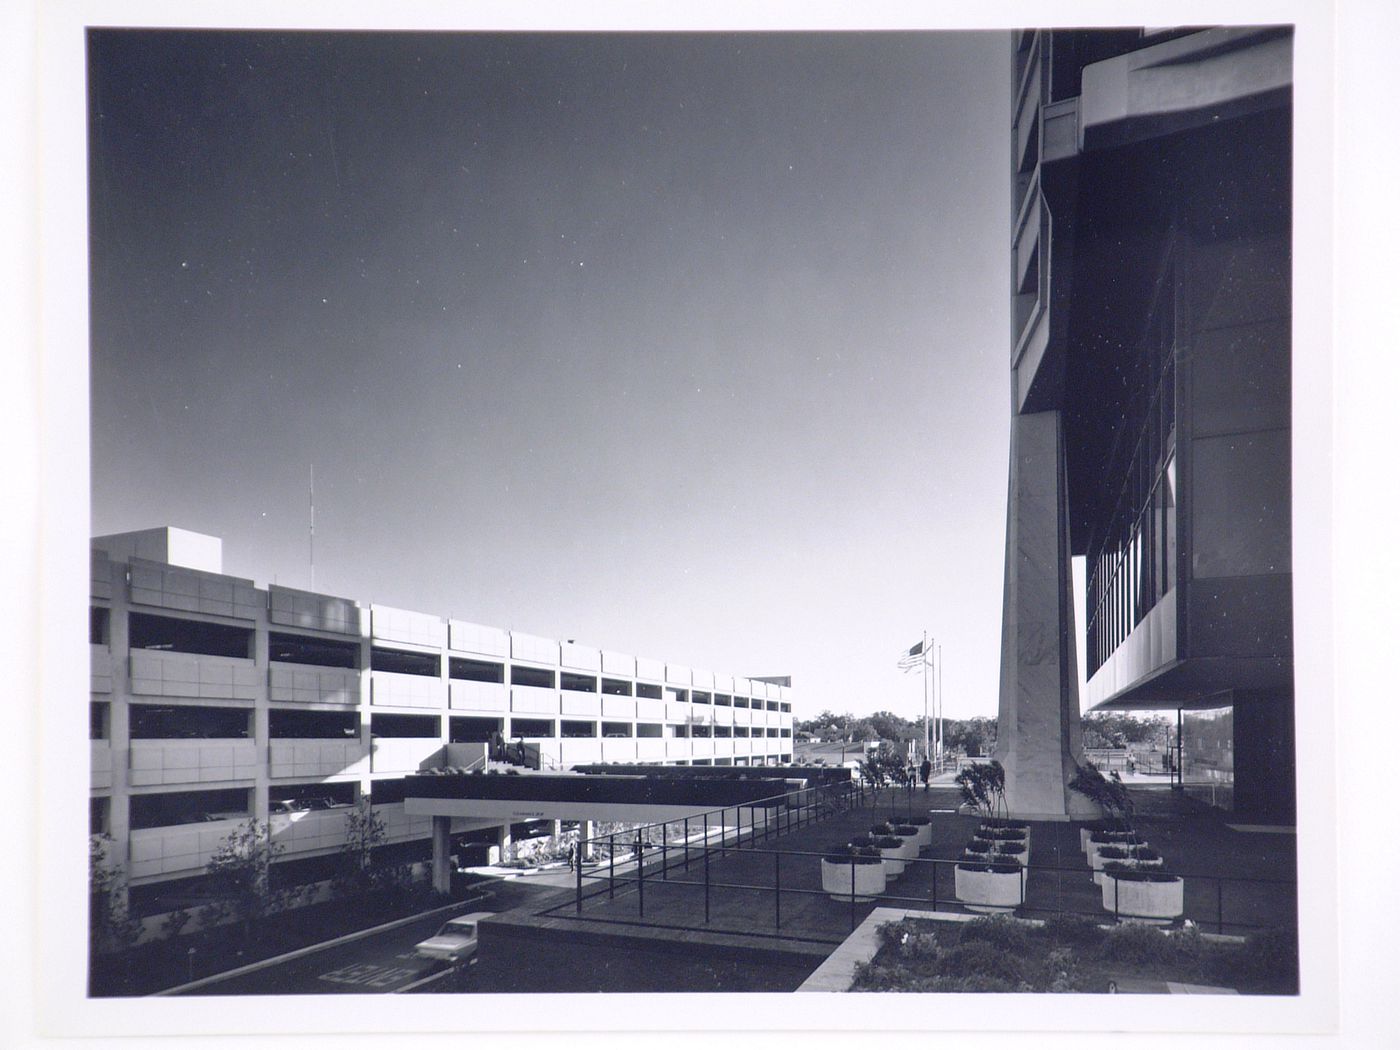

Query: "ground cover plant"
<box><xmin>848</xmin><ymin>915</ymin><xmax>1298</xmax><ymax>994</ymax></box>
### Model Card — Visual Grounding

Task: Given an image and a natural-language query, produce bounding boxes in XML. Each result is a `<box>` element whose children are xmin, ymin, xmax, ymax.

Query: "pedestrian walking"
<box><xmin>920</xmin><ymin>757</ymin><xmax>932</xmax><ymax>790</ymax></box>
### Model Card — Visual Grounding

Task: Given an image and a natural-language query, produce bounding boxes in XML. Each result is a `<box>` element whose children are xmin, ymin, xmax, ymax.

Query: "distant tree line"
<box><xmin>796</xmin><ymin>709</ymin><xmax>1169</xmax><ymax>755</ymax></box>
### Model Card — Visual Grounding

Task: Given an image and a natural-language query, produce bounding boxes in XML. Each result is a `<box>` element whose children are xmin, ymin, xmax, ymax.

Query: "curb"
<box><xmin>151</xmin><ymin>894</ymin><xmax>489</xmax><ymax>997</ymax></box>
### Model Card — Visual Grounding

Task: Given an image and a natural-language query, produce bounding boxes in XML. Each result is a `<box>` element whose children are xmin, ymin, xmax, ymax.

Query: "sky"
<box><xmin>88</xmin><ymin>29</ymin><xmax>1020</xmax><ymax>722</ymax></box>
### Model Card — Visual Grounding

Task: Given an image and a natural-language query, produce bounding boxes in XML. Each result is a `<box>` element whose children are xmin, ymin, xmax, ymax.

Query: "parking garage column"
<box><xmin>431</xmin><ymin>815</ymin><xmax>451</xmax><ymax>894</ymax></box>
<box><xmin>579</xmin><ymin>819</ymin><xmax>595</xmax><ymax>860</ymax></box>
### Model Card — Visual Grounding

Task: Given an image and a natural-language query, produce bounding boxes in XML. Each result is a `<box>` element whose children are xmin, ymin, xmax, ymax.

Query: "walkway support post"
<box><xmin>609</xmin><ymin>834</ymin><xmax>616</xmax><ymax>899</ymax></box>
<box><xmin>430</xmin><ymin>815</ymin><xmax>451</xmax><ymax>896</ymax></box>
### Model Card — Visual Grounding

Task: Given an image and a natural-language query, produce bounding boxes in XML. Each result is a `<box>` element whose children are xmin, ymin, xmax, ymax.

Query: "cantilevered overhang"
<box><xmin>1047</xmin><ymin>26</ymin><xmax>1292</xmax><ymax>162</ymax></box>
<box><xmin>1086</xmin><ymin>655</ymin><xmax>1292</xmax><ymax>712</ymax></box>
<box><xmin>404</xmin><ymin>772</ymin><xmax>797</xmax><ymax>824</ymax></box>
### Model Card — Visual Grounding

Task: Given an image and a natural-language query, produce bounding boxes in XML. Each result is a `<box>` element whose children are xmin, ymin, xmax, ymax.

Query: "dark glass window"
<box><xmin>268</xmin><ymin>782</ymin><xmax>355</xmax><ymax>811</ymax></box>
<box><xmin>511</xmin><ymin>665</ymin><xmax>555</xmax><ymax>689</ymax></box>
<box><xmin>714</xmin><ymin>694</ymin><xmax>732</xmax><ymax>707</ymax></box>
<box><xmin>510</xmin><ymin>718</ymin><xmax>555</xmax><ymax>738</ymax></box>
<box><xmin>269</xmin><ymin>708</ymin><xmax>359</xmax><ymax>739</ymax></box>
<box><xmin>130</xmin><ymin>704</ymin><xmax>250</xmax><ymax>739</ymax></box>
<box><xmin>129</xmin><ymin>612</ymin><xmax>251</xmax><ymax>658</ymax></box>
<box><xmin>90</xmin><ymin>607</ymin><xmax>110</xmax><ymax>645</ymax></box>
<box><xmin>636</xmin><ymin>682</ymin><xmax>663</xmax><ymax>700</ymax></box>
<box><xmin>90</xmin><ymin>796</ymin><xmax>110</xmax><ymax>835</ymax></box>
<box><xmin>371</xmin><ymin>647</ymin><xmax>440</xmax><ymax>677</ymax></box>
<box><xmin>270</xmin><ymin>632</ymin><xmax>358</xmax><ymax>668</ymax></box>
<box><xmin>714</xmin><ymin>725</ymin><xmax>732</xmax><ymax>738</ymax></box>
<box><xmin>733</xmin><ymin>696</ymin><xmax>750</xmax><ymax>709</ymax></box>
<box><xmin>90</xmin><ymin>702</ymin><xmax>109</xmax><ymax>740</ymax></box>
<box><xmin>692</xmin><ymin>691</ymin><xmax>711</xmax><ymax>705</ymax></box>
<box><xmin>601</xmin><ymin>677</ymin><xmax>633</xmax><ymax>696</ymax></box>
<box><xmin>450</xmin><ymin>657</ymin><xmax>504</xmax><ymax>683</ymax></box>
<box><xmin>636</xmin><ymin>723</ymin><xmax>662</xmax><ymax>738</ymax></box>
<box><xmin>691</xmin><ymin>724</ymin><xmax>712</xmax><ymax>738</ymax></box>
<box><xmin>449</xmin><ymin>716</ymin><xmax>502</xmax><ymax>742</ymax></box>
<box><xmin>561</xmin><ymin>673</ymin><xmax>598</xmax><ymax>693</ymax></box>
<box><xmin>370</xmin><ymin>713</ymin><xmax>440</xmax><ymax>738</ymax></box>
<box><xmin>129</xmin><ymin>788</ymin><xmax>251</xmax><ymax>829</ymax></box>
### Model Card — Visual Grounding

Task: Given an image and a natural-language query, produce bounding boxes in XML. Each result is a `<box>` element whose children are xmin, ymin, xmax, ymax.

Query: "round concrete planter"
<box><xmin>820</xmin><ymin>857</ymin><xmax>886</xmax><ymax>902</ymax></box>
<box><xmin>954</xmin><ymin>863</ymin><xmax>1025</xmax><ymax>914</ymax></box>
<box><xmin>1100</xmin><ymin>872</ymin><xmax>1184</xmax><ymax>923</ymax></box>
<box><xmin>887</xmin><ymin>827</ymin><xmax>921</xmax><ymax>862</ymax></box>
<box><xmin>895</xmin><ymin>817</ymin><xmax>933</xmax><ymax>850</ymax></box>
<box><xmin>875</xmin><ymin>844</ymin><xmax>907</xmax><ymax>877</ymax></box>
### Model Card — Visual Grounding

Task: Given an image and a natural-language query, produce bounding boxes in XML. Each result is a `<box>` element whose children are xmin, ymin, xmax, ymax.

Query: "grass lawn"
<box><xmin>848</xmin><ymin>915</ymin><xmax>1298</xmax><ymax>994</ymax></box>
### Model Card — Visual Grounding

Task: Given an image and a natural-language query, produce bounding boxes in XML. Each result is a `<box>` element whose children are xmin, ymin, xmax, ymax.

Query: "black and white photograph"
<box><xmin>9</xmin><ymin>0</ymin><xmax>1396</xmax><ymax>1046</ymax></box>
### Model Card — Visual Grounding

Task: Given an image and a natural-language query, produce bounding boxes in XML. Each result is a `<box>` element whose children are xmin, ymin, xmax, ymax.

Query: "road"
<box><xmin>176</xmin><ymin>877</ymin><xmax>570</xmax><ymax>996</ymax></box>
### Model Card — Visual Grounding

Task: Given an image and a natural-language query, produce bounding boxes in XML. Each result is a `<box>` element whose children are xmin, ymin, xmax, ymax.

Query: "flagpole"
<box><xmin>923</xmin><ymin>630</ymin><xmax>930</xmax><ymax>765</ymax></box>
<box><xmin>937</xmin><ymin>642</ymin><xmax>944</xmax><ymax>772</ymax></box>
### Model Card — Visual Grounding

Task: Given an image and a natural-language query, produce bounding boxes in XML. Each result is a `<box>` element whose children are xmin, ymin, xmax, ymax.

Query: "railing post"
<box><xmin>704</xmin><ymin>836</ymin><xmax>711</xmax><ymax>924</ymax></box>
<box><xmin>684</xmin><ymin>816</ymin><xmax>690</xmax><ymax>871</ymax></box>
<box><xmin>637</xmin><ymin>830</ymin><xmax>645</xmax><ymax>918</ymax></box>
<box><xmin>661</xmin><ymin>822</ymin><xmax>668</xmax><ymax>881</ymax></box>
<box><xmin>850</xmin><ymin>856</ymin><xmax>857</xmax><ymax>931</ymax></box>
<box><xmin>1217</xmin><ymin>877</ymin><xmax>1224</xmax><ymax>935</ymax></box>
<box><xmin>930</xmin><ymin>858</ymin><xmax>937</xmax><ymax>911</ymax></box>
<box><xmin>774</xmin><ymin>852</ymin><xmax>781</xmax><ymax>930</ymax></box>
<box><xmin>608</xmin><ymin>833</ymin><xmax>616</xmax><ymax>899</ymax></box>
<box><xmin>1114</xmin><ymin>875</ymin><xmax>1120</xmax><ymax>924</ymax></box>
<box><xmin>575</xmin><ymin>837</ymin><xmax>583</xmax><ymax>914</ymax></box>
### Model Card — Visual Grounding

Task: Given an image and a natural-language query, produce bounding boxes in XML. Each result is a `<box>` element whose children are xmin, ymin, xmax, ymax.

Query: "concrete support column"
<box><xmin>579</xmin><ymin>819</ymin><xmax>595</xmax><ymax>860</ymax></box>
<box><xmin>431</xmin><ymin>815</ymin><xmax>452</xmax><ymax>895</ymax></box>
<box><xmin>993</xmin><ymin>410</ymin><xmax>1098</xmax><ymax>819</ymax></box>
<box><xmin>495</xmin><ymin>823</ymin><xmax>512</xmax><ymax>864</ymax></box>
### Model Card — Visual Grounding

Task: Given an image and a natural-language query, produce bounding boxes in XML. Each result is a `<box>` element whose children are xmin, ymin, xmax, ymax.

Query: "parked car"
<box><xmin>413</xmin><ymin>912</ymin><xmax>494</xmax><ymax>964</ymax></box>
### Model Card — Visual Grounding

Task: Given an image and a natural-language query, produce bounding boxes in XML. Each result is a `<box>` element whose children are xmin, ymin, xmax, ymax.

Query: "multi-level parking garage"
<box><xmin>88</xmin><ymin>526</ymin><xmax>795</xmax><ymax>919</ymax></box>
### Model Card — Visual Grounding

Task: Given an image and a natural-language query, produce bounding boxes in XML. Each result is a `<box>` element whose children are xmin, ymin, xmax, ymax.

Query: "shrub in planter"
<box><xmin>979</xmin><ymin>824</ymin><xmax>1029</xmax><ymax>841</ymax></box>
<box><xmin>820</xmin><ymin>845</ymin><xmax>887</xmax><ymax>902</ymax></box>
<box><xmin>1100</xmin><ymin>869</ymin><xmax>1184</xmax><ymax>924</ymax></box>
<box><xmin>954</xmin><ymin>856</ymin><xmax>1025</xmax><ymax>914</ymax></box>
<box><xmin>871</xmin><ymin>823</ymin><xmax>896</xmax><ymax>837</ymax></box>
<box><xmin>966</xmin><ymin>837</ymin><xmax>995</xmax><ymax>853</ymax></box>
<box><xmin>956</xmin><ymin>914</ymin><xmax>1035</xmax><ymax>953</ymax></box>
<box><xmin>994</xmin><ymin>841</ymin><xmax>1027</xmax><ymax>858</ymax></box>
<box><xmin>955</xmin><ymin>761</ymin><xmax>1009</xmax><ymax>822</ymax></box>
<box><xmin>1129</xmin><ymin>846</ymin><xmax>1162</xmax><ymax>863</ymax></box>
<box><xmin>1041</xmin><ymin>912</ymin><xmax>1106</xmax><ymax>947</ymax></box>
<box><xmin>848</xmin><ymin>834</ymin><xmax>879</xmax><ymax>850</ymax></box>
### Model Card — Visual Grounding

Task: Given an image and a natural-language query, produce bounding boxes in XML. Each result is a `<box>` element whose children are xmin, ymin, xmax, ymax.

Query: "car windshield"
<box><xmin>437</xmin><ymin>921</ymin><xmax>473</xmax><ymax>937</ymax></box>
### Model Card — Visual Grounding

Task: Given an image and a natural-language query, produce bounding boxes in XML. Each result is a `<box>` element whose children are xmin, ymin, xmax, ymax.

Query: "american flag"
<box><xmin>898</xmin><ymin>640</ymin><xmax>932</xmax><ymax>672</ymax></box>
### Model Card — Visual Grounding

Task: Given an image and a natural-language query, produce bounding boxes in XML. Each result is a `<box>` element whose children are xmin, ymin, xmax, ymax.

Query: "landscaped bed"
<box><xmin>88</xmin><ymin>879</ymin><xmax>487</xmax><ymax>997</ymax></box>
<box><xmin>848</xmin><ymin>915</ymin><xmax>1298</xmax><ymax>994</ymax></box>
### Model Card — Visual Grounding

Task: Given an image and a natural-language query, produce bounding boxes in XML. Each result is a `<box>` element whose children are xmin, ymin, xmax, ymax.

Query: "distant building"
<box><xmin>996</xmin><ymin>27</ymin><xmax>1294</xmax><ymax>821</ymax></box>
<box><xmin>89</xmin><ymin>527</ymin><xmax>794</xmax><ymax>920</ymax></box>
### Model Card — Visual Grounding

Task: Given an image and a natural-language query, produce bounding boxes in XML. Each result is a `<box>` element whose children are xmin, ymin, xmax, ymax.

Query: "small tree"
<box><xmin>334</xmin><ymin>799</ymin><xmax>412</xmax><ymax>903</ymax></box>
<box><xmin>1068</xmin><ymin>761</ymin><xmax>1135</xmax><ymax>829</ymax></box>
<box><xmin>89</xmin><ymin>834</ymin><xmax>141</xmax><ymax>955</ymax></box>
<box><xmin>205</xmin><ymin>819</ymin><xmax>286</xmax><ymax>944</ymax></box>
<box><xmin>955</xmin><ymin>760</ymin><xmax>1008</xmax><ymax>822</ymax></box>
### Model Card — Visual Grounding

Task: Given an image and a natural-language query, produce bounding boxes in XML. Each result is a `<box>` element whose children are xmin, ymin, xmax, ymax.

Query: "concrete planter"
<box><xmin>888</xmin><ymin>829</ymin><xmax>921</xmax><ymax>862</ymax></box>
<box><xmin>954</xmin><ymin>863</ymin><xmax>1025</xmax><ymax>914</ymax></box>
<box><xmin>821</xmin><ymin>858</ymin><xmax>887</xmax><ymax>903</ymax></box>
<box><xmin>1094</xmin><ymin>856</ymin><xmax>1164</xmax><ymax>887</ymax></box>
<box><xmin>875</xmin><ymin>844</ymin><xmax>907</xmax><ymax>877</ymax></box>
<box><xmin>1101</xmin><ymin>873</ymin><xmax>1184</xmax><ymax>924</ymax></box>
